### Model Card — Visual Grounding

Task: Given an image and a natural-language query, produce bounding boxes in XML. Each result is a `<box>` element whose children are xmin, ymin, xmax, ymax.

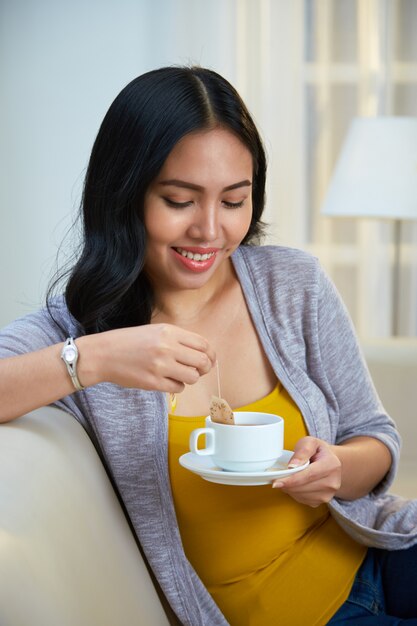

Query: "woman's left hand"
<box><xmin>272</xmin><ymin>436</ymin><xmax>342</xmax><ymax>507</ymax></box>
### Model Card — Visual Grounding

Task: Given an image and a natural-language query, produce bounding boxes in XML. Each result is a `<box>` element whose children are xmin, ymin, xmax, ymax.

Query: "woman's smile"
<box><xmin>171</xmin><ymin>246</ymin><xmax>218</xmax><ymax>273</ymax></box>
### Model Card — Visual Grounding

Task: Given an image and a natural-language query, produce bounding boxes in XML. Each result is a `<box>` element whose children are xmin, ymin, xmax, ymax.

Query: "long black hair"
<box><xmin>49</xmin><ymin>66</ymin><xmax>267</xmax><ymax>334</ymax></box>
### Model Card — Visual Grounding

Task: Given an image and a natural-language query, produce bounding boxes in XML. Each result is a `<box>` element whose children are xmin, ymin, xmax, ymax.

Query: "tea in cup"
<box><xmin>189</xmin><ymin>412</ymin><xmax>284</xmax><ymax>472</ymax></box>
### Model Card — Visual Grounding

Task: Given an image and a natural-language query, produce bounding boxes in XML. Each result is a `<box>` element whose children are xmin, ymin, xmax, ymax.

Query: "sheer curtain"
<box><xmin>300</xmin><ymin>0</ymin><xmax>417</xmax><ymax>338</ymax></box>
<box><xmin>212</xmin><ymin>0</ymin><xmax>417</xmax><ymax>339</ymax></box>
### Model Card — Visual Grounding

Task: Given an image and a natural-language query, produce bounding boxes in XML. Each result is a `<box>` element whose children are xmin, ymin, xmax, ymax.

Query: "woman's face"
<box><xmin>143</xmin><ymin>127</ymin><xmax>253</xmax><ymax>293</ymax></box>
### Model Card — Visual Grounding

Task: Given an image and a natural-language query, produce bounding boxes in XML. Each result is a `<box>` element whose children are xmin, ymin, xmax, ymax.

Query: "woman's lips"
<box><xmin>171</xmin><ymin>246</ymin><xmax>218</xmax><ymax>273</ymax></box>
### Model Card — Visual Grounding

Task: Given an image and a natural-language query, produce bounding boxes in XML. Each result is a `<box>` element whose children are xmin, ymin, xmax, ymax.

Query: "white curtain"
<box><xmin>301</xmin><ymin>0</ymin><xmax>417</xmax><ymax>338</ymax></box>
<box><xmin>230</xmin><ymin>0</ymin><xmax>417</xmax><ymax>338</ymax></box>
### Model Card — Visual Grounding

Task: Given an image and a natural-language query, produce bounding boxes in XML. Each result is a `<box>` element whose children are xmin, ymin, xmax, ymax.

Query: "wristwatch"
<box><xmin>61</xmin><ymin>337</ymin><xmax>85</xmax><ymax>391</ymax></box>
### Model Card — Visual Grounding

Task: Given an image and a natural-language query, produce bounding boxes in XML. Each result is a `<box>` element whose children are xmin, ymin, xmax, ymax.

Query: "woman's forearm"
<box><xmin>0</xmin><ymin>335</ymin><xmax>100</xmax><ymax>423</ymax></box>
<box><xmin>0</xmin><ymin>344</ymin><xmax>77</xmax><ymax>422</ymax></box>
<box><xmin>0</xmin><ymin>323</ymin><xmax>216</xmax><ymax>423</ymax></box>
<box><xmin>331</xmin><ymin>436</ymin><xmax>393</xmax><ymax>500</ymax></box>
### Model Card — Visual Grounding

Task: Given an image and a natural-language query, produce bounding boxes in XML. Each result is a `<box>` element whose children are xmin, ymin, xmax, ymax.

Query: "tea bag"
<box><xmin>209</xmin><ymin>361</ymin><xmax>235</xmax><ymax>425</ymax></box>
<box><xmin>209</xmin><ymin>395</ymin><xmax>235</xmax><ymax>424</ymax></box>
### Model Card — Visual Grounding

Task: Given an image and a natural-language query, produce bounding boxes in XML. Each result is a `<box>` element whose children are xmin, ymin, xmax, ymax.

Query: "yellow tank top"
<box><xmin>168</xmin><ymin>383</ymin><xmax>366</xmax><ymax>625</ymax></box>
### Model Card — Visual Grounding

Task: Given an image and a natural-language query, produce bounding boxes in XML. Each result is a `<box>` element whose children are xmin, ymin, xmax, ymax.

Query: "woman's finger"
<box><xmin>174</xmin><ymin>345</ymin><xmax>213</xmax><ymax>375</ymax></box>
<box><xmin>175</xmin><ymin>328</ymin><xmax>217</xmax><ymax>365</ymax></box>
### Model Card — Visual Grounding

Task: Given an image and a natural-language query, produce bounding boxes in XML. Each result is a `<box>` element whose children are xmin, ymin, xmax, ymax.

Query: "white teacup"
<box><xmin>189</xmin><ymin>412</ymin><xmax>284</xmax><ymax>472</ymax></box>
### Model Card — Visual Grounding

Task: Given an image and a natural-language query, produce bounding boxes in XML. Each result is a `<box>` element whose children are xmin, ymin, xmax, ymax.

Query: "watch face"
<box><xmin>64</xmin><ymin>346</ymin><xmax>77</xmax><ymax>363</ymax></box>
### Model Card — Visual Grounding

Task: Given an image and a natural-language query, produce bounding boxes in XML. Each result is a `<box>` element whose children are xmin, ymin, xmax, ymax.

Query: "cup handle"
<box><xmin>189</xmin><ymin>428</ymin><xmax>215</xmax><ymax>456</ymax></box>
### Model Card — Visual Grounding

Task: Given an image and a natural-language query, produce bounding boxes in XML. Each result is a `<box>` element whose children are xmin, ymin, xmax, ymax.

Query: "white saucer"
<box><xmin>179</xmin><ymin>450</ymin><xmax>309</xmax><ymax>486</ymax></box>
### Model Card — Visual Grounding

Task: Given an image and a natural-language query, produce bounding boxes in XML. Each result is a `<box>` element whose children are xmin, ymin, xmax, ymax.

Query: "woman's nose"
<box><xmin>188</xmin><ymin>205</ymin><xmax>219</xmax><ymax>241</ymax></box>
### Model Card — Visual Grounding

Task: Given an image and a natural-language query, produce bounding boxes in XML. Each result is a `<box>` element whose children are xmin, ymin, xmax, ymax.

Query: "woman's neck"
<box><xmin>151</xmin><ymin>258</ymin><xmax>235</xmax><ymax>326</ymax></box>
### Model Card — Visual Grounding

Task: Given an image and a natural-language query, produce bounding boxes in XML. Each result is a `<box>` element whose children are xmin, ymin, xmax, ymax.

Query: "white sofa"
<box><xmin>0</xmin><ymin>406</ymin><xmax>171</xmax><ymax>626</ymax></box>
<box><xmin>362</xmin><ymin>338</ymin><xmax>417</xmax><ymax>498</ymax></box>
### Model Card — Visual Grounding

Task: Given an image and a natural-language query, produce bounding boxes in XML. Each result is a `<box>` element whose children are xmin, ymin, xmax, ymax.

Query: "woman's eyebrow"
<box><xmin>158</xmin><ymin>179</ymin><xmax>252</xmax><ymax>192</ymax></box>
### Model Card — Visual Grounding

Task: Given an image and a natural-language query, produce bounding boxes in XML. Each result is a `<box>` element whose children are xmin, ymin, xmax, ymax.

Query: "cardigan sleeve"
<box><xmin>0</xmin><ymin>307</ymin><xmax>66</xmax><ymax>356</ymax></box>
<box><xmin>0</xmin><ymin>302</ymin><xmax>88</xmax><ymax>426</ymax></box>
<box><xmin>315</xmin><ymin>263</ymin><xmax>401</xmax><ymax>495</ymax></box>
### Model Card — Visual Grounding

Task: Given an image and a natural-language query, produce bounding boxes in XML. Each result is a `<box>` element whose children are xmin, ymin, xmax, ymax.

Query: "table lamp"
<box><xmin>321</xmin><ymin>116</ymin><xmax>417</xmax><ymax>334</ymax></box>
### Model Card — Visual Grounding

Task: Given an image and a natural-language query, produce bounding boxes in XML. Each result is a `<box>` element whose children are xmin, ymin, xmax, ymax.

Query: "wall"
<box><xmin>0</xmin><ymin>0</ymin><xmax>274</xmax><ymax>326</ymax></box>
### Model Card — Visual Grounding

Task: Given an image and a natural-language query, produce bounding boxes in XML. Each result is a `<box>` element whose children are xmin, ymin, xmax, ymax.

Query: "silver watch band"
<box><xmin>61</xmin><ymin>337</ymin><xmax>85</xmax><ymax>392</ymax></box>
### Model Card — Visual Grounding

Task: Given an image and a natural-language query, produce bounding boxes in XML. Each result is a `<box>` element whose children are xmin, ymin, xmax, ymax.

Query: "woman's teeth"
<box><xmin>175</xmin><ymin>247</ymin><xmax>215</xmax><ymax>261</ymax></box>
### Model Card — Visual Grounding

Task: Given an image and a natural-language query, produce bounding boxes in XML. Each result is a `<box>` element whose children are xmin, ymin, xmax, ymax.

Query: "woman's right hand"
<box><xmin>79</xmin><ymin>323</ymin><xmax>216</xmax><ymax>393</ymax></box>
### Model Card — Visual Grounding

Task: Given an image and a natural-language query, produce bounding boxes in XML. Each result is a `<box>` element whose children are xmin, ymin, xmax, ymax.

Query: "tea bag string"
<box><xmin>215</xmin><ymin>359</ymin><xmax>221</xmax><ymax>398</ymax></box>
<box><xmin>170</xmin><ymin>360</ymin><xmax>221</xmax><ymax>415</ymax></box>
<box><xmin>209</xmin><ymin>360</ymin><xmax>235</xmax><ymax>425</ymax></box>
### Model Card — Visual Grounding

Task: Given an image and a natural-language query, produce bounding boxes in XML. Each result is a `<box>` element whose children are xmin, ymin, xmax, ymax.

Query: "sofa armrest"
<box><xmin>0</xmin><ymin>406</ymin><xmax>169</xmax><ymax>626</ymax></box>
<box><xmin>362</xmin><ymin>338</ymin><xmax>417</xmax><ymax>465</ymax></box>
<box><xmin>362</xmin><ymin>338</ymin><xmax>417</xmax><ymax>498</ymax></box>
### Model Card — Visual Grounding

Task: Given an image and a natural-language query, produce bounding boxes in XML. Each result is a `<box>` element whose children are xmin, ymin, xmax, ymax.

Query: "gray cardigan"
<box><xmin>1</xmin><ymin>245</ymin><xmax>417</xmax><ymax>626</ymax></box>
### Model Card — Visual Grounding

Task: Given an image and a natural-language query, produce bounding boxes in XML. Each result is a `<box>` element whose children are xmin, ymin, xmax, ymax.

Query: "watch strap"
<box><xmin>61</xmin><ymin>337</ymin><xmax>85</xmax><ymax>392</ymax></box>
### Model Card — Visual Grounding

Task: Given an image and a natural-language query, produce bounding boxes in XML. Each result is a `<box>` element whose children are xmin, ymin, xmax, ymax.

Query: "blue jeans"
<box><xmin>328</xmin><ymin>544</ymin><xmax>417</xmax><ymax>624</ymax></box>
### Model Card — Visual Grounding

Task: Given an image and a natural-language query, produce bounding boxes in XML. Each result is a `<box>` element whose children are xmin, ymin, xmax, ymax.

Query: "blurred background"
<box><xmin>1</xmin><ymin>0</ymin><xmax>416</xmax><ymax>493</ymax></box>
<box><xmin>1</xmin><ymin>0</ymin><xmax>417</xmax><ymax>337</ymax></box>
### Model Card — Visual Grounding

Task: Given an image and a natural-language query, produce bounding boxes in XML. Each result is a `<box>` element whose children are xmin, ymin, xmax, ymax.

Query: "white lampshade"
<box><xmin>321</xmin><ymin>117</ymin><xmax>417</xmax><ymax>220</ymax></box>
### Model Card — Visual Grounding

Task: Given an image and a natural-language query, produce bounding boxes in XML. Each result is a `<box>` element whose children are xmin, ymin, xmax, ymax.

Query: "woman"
<box><xmin>1</xmin><ymin>66</ymin><xmax>417</xmax><ymax>625</ymax></box>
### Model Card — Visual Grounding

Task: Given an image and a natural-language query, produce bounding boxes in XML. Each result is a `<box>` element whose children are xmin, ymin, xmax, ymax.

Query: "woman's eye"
<box><xmin>223</xmin><ymin>200</ymin><xmax>245</xmax><ymax>209</ymax></box>
<box><xmin>163</xmin><ymin>198</ymin><xmax>193</xmax><ymax>209</ymax></box>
